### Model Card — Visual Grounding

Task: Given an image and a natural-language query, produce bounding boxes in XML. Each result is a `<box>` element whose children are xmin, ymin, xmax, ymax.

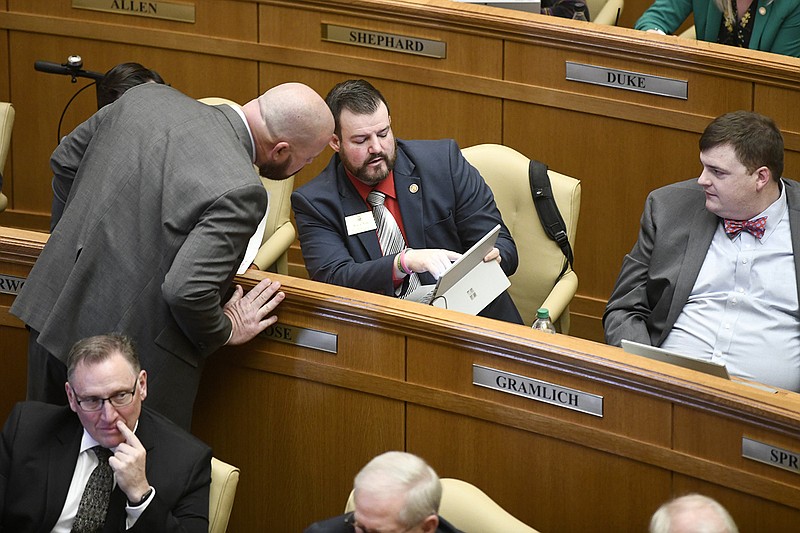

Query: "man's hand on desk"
<box><xmin>223</xmin><ymin>277</ymin><xmax>285</xmax><ymax>345</ymax></box>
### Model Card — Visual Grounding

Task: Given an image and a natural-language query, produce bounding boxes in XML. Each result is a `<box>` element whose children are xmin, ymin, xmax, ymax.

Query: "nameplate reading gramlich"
<box><xmin>565</xmin><ymin>62</ymin><xmax>688</xmax><ymax>100</ymax></box>
<box><xmin>0</xmin><ymin>274</ymin><xmax>25</xmax><ymax>296</ymax></box>
<box><xmin>73</xmin><ymin>0</ymin><xmax>196</xmax><ymax>23</ymax></box>
<box><xmin>742</xmin><ymin>437</ymin><xmax>800</xmax><ymax>475</ymax></box>
<box><xmin>259</xmin><ymin>323</ymin><xmax>337</xmax><ymax>354</ymax></box>
<box><xmin>322</xmin><ymin>24</ymin><xmax>446</xmax><ymax>59</ymax></box>
<box><xmin>473</xmin><ymin>365</ymin><xmax>603</xmax><ymax>417</ymax></box>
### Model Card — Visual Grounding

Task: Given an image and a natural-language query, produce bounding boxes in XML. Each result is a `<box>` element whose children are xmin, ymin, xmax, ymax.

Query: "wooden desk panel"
<box><xmin>1</xmin><ymin>226</ymin><xmax>800</xmax><ymax>531</ymax></box>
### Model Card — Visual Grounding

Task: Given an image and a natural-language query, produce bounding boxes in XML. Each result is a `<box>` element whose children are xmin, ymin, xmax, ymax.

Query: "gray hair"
<box><xmin>650</xmin><ymin>494</ymin><xmax>738</xmax><ymax>533</ymax></box>
<box><xmin>353</xmin><ymin>451</ymin><xmax>441</xmax><ymax>528</ymax></box>
<box><xmin>66</xmin><ymin>333</ymin><xmax>140</xmax><ymax>381</ymax></box>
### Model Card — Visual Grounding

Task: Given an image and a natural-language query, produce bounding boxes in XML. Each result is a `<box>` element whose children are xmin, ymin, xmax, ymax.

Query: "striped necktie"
<box><xmin>72</xmin><ymin>446</ymin><xmax>114</xmax><ymax>533</ymax></box>
<box><xmin>366</xmin><ymin>190</ymin><xmax>420</xmax><ymax>297</ymax></box>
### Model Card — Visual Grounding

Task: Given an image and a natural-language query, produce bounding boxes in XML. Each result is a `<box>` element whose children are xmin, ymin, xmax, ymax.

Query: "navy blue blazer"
<box><xmin>0</xmin><ymin>402</ymin><xmax>211</xmax><ymax>533</ymax></box>
<box><xmin>292</xmin><ymin>139</ymin><xmax>522</xmax><ymax>324</ymax></box>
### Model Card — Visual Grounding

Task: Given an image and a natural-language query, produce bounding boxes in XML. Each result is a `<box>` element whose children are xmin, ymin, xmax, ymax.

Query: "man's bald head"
<box><xmin>243</xmin><ymin>82</ymin><xmax>333</xmax><ymax>180</ymax></box>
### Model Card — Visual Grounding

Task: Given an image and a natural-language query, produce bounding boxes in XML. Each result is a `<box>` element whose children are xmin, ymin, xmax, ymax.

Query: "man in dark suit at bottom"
<box><xmin>305</xmin><ymin>451</ymin><xmax>462</xmax><ymax>533</ymax></box>
<box><xmin>0</xmin><ymin>334</ymin><xmax>211</xmax><ymax>532</ymax></box>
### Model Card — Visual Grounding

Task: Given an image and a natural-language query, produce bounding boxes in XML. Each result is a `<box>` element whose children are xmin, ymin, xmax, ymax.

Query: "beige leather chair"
<box><xmin>0</xmin><ymin>102</ymin><xmax>14</xmax><ymax>213</ymax></box>
<box><xmin>462</xmin><ymin>144</ymin><xmax>580</xmax><ymax>332</ymax></box>
<box><xmin>209</xmin><ymin>457</ymin><xmax>240</xmax><ymax>533</ymax></box>
<box><xmin>344</xmin><ymin>478</ymin><xmax>539</xmax><ymax>532</ymax></box>
<box><xmin>585</xmin><ymin>0</ymin><xmax>624</xmax><ymax>25</ymax></box>
<box><xmin>198</xmin><ymin>97</ymin><xmax>296</xmax><ymax>274</ymax></box>
<box><xmin>679</xmin><ymin>25</ymin><xmax>696</xmax><ymax>39</ymax></box>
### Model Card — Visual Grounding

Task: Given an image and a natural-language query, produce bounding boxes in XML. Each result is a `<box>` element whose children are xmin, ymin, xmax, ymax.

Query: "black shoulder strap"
<box><xmin>528</xmin><ymin>159</ymin><xmax>574</xmax><ymax>277</ymax></box>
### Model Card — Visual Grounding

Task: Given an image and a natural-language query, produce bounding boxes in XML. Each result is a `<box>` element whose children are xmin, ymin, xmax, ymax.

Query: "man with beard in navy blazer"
<box><xmin>292</xmin><ymin>79</ymin><xmax>522</xmax><ymax>324</ymax></box>
<box><xmin>0</xmin><ymin>334</ymin><xmax>212</xmax><ymax>532</ymax></box>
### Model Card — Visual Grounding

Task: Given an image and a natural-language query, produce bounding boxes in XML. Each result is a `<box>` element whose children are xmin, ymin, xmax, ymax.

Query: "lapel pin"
<box><xmin>409</xmin><ymin>184</ymin><xmax>419</xmax><ymax>194</ymax></box>
<box><xmin>759</xmin><ymin>6</ymin><xmax>766</xmax><ymax>14</ymax></box>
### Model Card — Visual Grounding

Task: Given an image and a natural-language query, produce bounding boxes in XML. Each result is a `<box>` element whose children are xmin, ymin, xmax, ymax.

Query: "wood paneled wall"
<box><xmin>2</xmin><ymin>227</ymin><xmax>799</xmax><ymax>532</ymax></box>
<box><xmin>1</xmin><ymin>0</ymin><xmax>800</xmax><ymax>344</ymax></box>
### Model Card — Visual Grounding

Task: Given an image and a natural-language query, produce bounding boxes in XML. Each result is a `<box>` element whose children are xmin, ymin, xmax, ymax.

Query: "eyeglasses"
<box><xmin>344</xmin><ymin>511</ymin><xmax>427</xmax><ymax>533</ymax></box>
<box><xmin>72</xmin><ymin>382</ymin><xmax>138</xmax><ymax>412</ymax></box>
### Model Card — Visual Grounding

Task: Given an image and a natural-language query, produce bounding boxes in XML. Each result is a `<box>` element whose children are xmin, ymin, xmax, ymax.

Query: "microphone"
<box><xmin>34</xmin><ymin>55</ymin><xmax>104</xmax><ymax>82</ymax></box>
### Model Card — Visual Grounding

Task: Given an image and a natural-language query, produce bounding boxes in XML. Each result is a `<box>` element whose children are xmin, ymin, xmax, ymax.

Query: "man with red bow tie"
<box><xmin>604</xmin><ymin>111</ymin><xmax>800</xmax><ymax>392</ymax></box>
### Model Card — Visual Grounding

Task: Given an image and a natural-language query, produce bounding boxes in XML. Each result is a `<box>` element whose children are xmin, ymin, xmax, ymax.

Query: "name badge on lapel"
<box><xmin>346</xmin><ymin>212</ymin><xmax>378</xmax><ymax>235</ymax></box>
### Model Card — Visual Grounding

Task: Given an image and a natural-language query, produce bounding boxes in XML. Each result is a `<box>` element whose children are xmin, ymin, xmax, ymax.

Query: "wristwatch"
<box><xmin>128</xmin><ymin>486</ymin><xmax>154</xmax><ymax>507</ymax></box>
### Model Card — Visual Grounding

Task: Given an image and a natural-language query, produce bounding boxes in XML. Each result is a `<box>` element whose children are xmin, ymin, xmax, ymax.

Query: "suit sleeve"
<box><xmin>292</xmin><ymin>186</ymin><xmax>398</xmax><ymax>295</ymax></box>
<box><xmin>127</xmin><ymin>442</ymin><xmax>211</xmax><ymax>533</ymax></box>
<box><xmin>162</xmin><ymin>182</ymin><xmax>267</xmax><ymax>356</ymax></box>
<box><xmin>0</xmin><ymin>404</ymin><xmax>21</xmax><ymax>523</ymax></box>
<box><xmin>633</xmin><ymin>0</ymin><xmax>693</xmax><ymax>33</ymax></box>
<box><xmin>448</xmin><ymin>141</ymin><xmax>519</xmax><ymax>276</ymax></box>
<box><xmin>603</xmin><ymin>194</ymin><xmax>658</xmax><ymax>346</ymax></box>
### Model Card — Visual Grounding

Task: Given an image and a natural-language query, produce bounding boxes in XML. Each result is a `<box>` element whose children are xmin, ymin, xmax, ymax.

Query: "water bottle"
<box><xmin>532</xmin><ymin>308</ymin><xmax>557</xmax><ymax>334</ymax></box>
<box><xmin>572</xmin><ymin>4</ymin><xmax>588</xmax><ymax>21</ymax></box>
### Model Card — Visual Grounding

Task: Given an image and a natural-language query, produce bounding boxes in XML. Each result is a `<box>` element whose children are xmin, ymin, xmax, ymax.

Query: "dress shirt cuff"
<box><xmin>125</xmin><ymin>486</ymin><xmax>156</xmax><ymax>529</ymax></box>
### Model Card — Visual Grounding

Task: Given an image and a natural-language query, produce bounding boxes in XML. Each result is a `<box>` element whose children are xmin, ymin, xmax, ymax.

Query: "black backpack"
<box><xmin>528</xmin><ymin>160</ymin><xmax>574</xmax><ymax>277</ymax></box>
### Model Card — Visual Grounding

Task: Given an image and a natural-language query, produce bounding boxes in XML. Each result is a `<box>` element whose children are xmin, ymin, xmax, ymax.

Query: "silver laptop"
<box><xmin>621</xmin><ymin>340</ymin><xmax>730</xmax><ymax>379</ymax></box>
<box><xmin>405</xmin><ymin>224</ymin><xmax>510</xmax><ymax>315</ymax></box>
<box><xmin>451</xmin><ymin>0</ymin><xmax>542</xmax><ymax>14</ymax></box>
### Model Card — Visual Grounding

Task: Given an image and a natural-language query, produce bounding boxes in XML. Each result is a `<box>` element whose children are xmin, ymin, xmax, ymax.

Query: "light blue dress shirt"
<box><xmin>662</xmin><ymin>181</ymin><xmax>800</xmax><ymax>391</ymax></box>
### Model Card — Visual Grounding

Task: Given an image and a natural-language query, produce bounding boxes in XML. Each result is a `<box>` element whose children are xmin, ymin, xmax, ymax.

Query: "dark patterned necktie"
<box><xmin>72</xmin><ymin>446</ymin><xmax>114</xmax><ymax>533</ymax></box>
<box><xmin>366</xmin><ymin>190</ymin><xmax>420</xmax><ymax>297</ymax></box>
<box><xmin>724</xmin><ymin>216</ymin><xmax>767</xmax><ymax>240</ymax></box>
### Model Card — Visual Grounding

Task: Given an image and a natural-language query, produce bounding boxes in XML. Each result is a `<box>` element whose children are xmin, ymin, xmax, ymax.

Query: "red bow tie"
<box><xmin>724</xmin><ymin>216</ymin><xmax>767</xmax><ymax>239</ymax></box>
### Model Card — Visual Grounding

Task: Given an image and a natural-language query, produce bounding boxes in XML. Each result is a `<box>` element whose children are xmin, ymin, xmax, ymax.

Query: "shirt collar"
<box><xmin>345</xmin><ymin>169</ymin><xmax>397</xmax><ymax>203</ymax></box>
<box><xmin>227</xmin><ymin>103</ymin><xmax>256</xmax><ymax>164</ymax></box>
<box><xmin>755</xmin><ymin>179</ymin><xmax>787</xmax><ymax>242</ymax></box>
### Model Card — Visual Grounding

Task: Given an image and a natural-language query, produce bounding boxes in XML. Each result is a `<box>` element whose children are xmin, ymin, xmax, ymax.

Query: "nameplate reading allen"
<box><xmin>473</xmin><ymin>365</ymin><xmax>603</xmax><ymax>417</ymax></box>
<box><xmin>259</xmin><ymin>323</ymin><xmax>337</xmax><ymax>354</ymax></box>
<box><xmin>322</xmin><ymin>24</ymin><xmax>446</xmax><ymax>59</ymax></box>
<box><xmin>0</xmin><ymin>274</ymin><xmax>25</xmax><ymax>296</ymax></box>
<box><xmin>565</xmin><ymin>62</ymin><xmax>688</xmax><ymax>100</ymax></box>
<box><xmin>73</xmin><ymin>0</ymin><xmax>196</xmax><ymax>23</ymax></box>
<box><xmin>742</xmin><ymin>436</ymin><xmax>800</xmax><ymax>475</ymax></box>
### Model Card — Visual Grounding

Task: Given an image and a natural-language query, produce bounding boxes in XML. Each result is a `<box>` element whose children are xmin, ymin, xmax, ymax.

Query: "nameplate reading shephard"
<box><xmin>321</xmin><ymin>24</ymin><xmax>446</xmax><ymax>59</ymax></box>
<box><xmin>565</xmin><ymin>62</ymin><xmax>688</xmax><ymax>100</ymax></box>
<box><xmin>473</xmin><ymin>365</ymin><xmax>603</xmax><ymax>417</ymax></box>
<box><xmin>0</xmin><ymin>274</ymin><xmax>25</xmax><ymax>295</ymax></box>
<box><xmin>72</xmin><ymin>0</ymin><xmax>196</xmax><ymax>23</ymax></box>
<box><xmin>259</xmin><ymin>323</ymin><xmax>337</xmax><ymax>354</ymax></box>
<box><xmin>742</xmin><ymin>437</ymin><xmax>800</xmax><ymax>475</ymax></box>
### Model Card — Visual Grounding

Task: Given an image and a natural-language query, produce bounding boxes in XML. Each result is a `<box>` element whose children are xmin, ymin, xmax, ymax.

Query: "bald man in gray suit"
<box><xmin>11</xmin><ymin>82</ymin><xmax>334</xmax><ymax>429</ymax></box>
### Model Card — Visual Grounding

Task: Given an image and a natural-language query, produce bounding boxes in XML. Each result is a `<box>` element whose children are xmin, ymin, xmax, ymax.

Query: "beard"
<box><xmin>258</xmin><ymin>156</ymin><xmax>293</xmax><ymax>181</ymax></box>
<box><xmin>346</xmin><ymin>141</ymin><xmax>397</xmax><ymax>187</ymax></box>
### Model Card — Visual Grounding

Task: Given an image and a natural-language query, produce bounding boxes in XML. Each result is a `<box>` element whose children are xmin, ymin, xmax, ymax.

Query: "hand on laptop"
<box><xmin>403</xmin><ymin>248</ymin><xmax>462</xmax><ymax>279</ymax></box>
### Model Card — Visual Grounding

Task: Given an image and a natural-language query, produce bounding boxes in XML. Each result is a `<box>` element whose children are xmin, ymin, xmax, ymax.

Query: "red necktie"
<box><xmin>724</xmin><ymin>216</ymin><xmax>767</xmax><ymax>240</ymax></box>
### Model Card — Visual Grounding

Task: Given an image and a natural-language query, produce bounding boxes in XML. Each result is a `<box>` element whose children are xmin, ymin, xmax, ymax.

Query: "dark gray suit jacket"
<box><xmin>10</xmin><ymin>84</ymin><xmax>267</xmax><ymax>427</ymax></box>
<box><xmin>0</xmin><ymin>402</ymin><xmax>211</xmax><ymax>533</ymax></box>
<box><xmin>604</xmin><ymin>178</ymin><xmax>800</xmax><ymax>346</ymax></box>
<box><xmin>291</xmin><ymin>139</ymin><xmax>522</xmax><ymax>324</ymax></box>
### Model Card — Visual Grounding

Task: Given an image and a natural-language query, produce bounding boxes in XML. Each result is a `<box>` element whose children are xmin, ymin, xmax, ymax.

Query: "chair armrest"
<box><xmin>0</xmin><ymin>192</ymin><xmax>7</xmax><ymax>213</ymax></box>
<box><xmin>251</xmin><ymin>221</ymin><xmax>296</xmax><ymax>271</ymax></box>
<box><xmin>539</xmin><ymin>269</ymin><xmax>578</xmax><ymax>323</ymax></box>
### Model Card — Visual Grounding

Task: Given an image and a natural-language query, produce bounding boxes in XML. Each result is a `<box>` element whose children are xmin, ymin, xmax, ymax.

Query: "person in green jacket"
<box><xmin>635</xmin><ymin>0</ymin><xmax>800</xmax><ymax>57</ymax></box>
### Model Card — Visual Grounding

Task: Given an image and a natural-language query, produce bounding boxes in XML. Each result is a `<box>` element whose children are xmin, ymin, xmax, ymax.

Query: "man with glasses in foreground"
<box><xmin>0</xmin><ymin>334</ymin><xmax>211</xmax><ymax>532</ymax></box>
<box><xmin>305</xmin><ymin>451</ymin><xmax>462</xmax><ymax>533</ymax></box>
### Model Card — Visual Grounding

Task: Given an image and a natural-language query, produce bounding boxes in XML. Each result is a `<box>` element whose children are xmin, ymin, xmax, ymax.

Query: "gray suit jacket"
<box><xmin>604</xmin><ymin>178</ymin><xmax>800</xmax><ymax>346</ymax></box>
<box><xmin>10</xmin><ymin>84</ymin><xmax>267</xmax><ymax>427</ymax></box>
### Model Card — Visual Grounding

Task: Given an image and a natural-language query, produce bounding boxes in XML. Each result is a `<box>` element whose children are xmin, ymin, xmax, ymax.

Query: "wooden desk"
<box><xmin>1</xmin><ymin>227</ymin><xmax>799</xmax><ymax>532</ymax></box>
<box><xmin>1</xmin><ymin>0</ymin><xmax>800</xmax><ymax>343</ymax></box>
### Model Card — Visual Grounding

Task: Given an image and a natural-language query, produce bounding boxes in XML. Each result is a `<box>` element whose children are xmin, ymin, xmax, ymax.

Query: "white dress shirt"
<box><xmin>662</xmin><ymin>181</ymin><xmax>800</xmax><ymax>391</ymax></box>
<box><xmin>52</xmin><ymin>423</ymin><xmax>154</xmax><ymax>532</ymax></box>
